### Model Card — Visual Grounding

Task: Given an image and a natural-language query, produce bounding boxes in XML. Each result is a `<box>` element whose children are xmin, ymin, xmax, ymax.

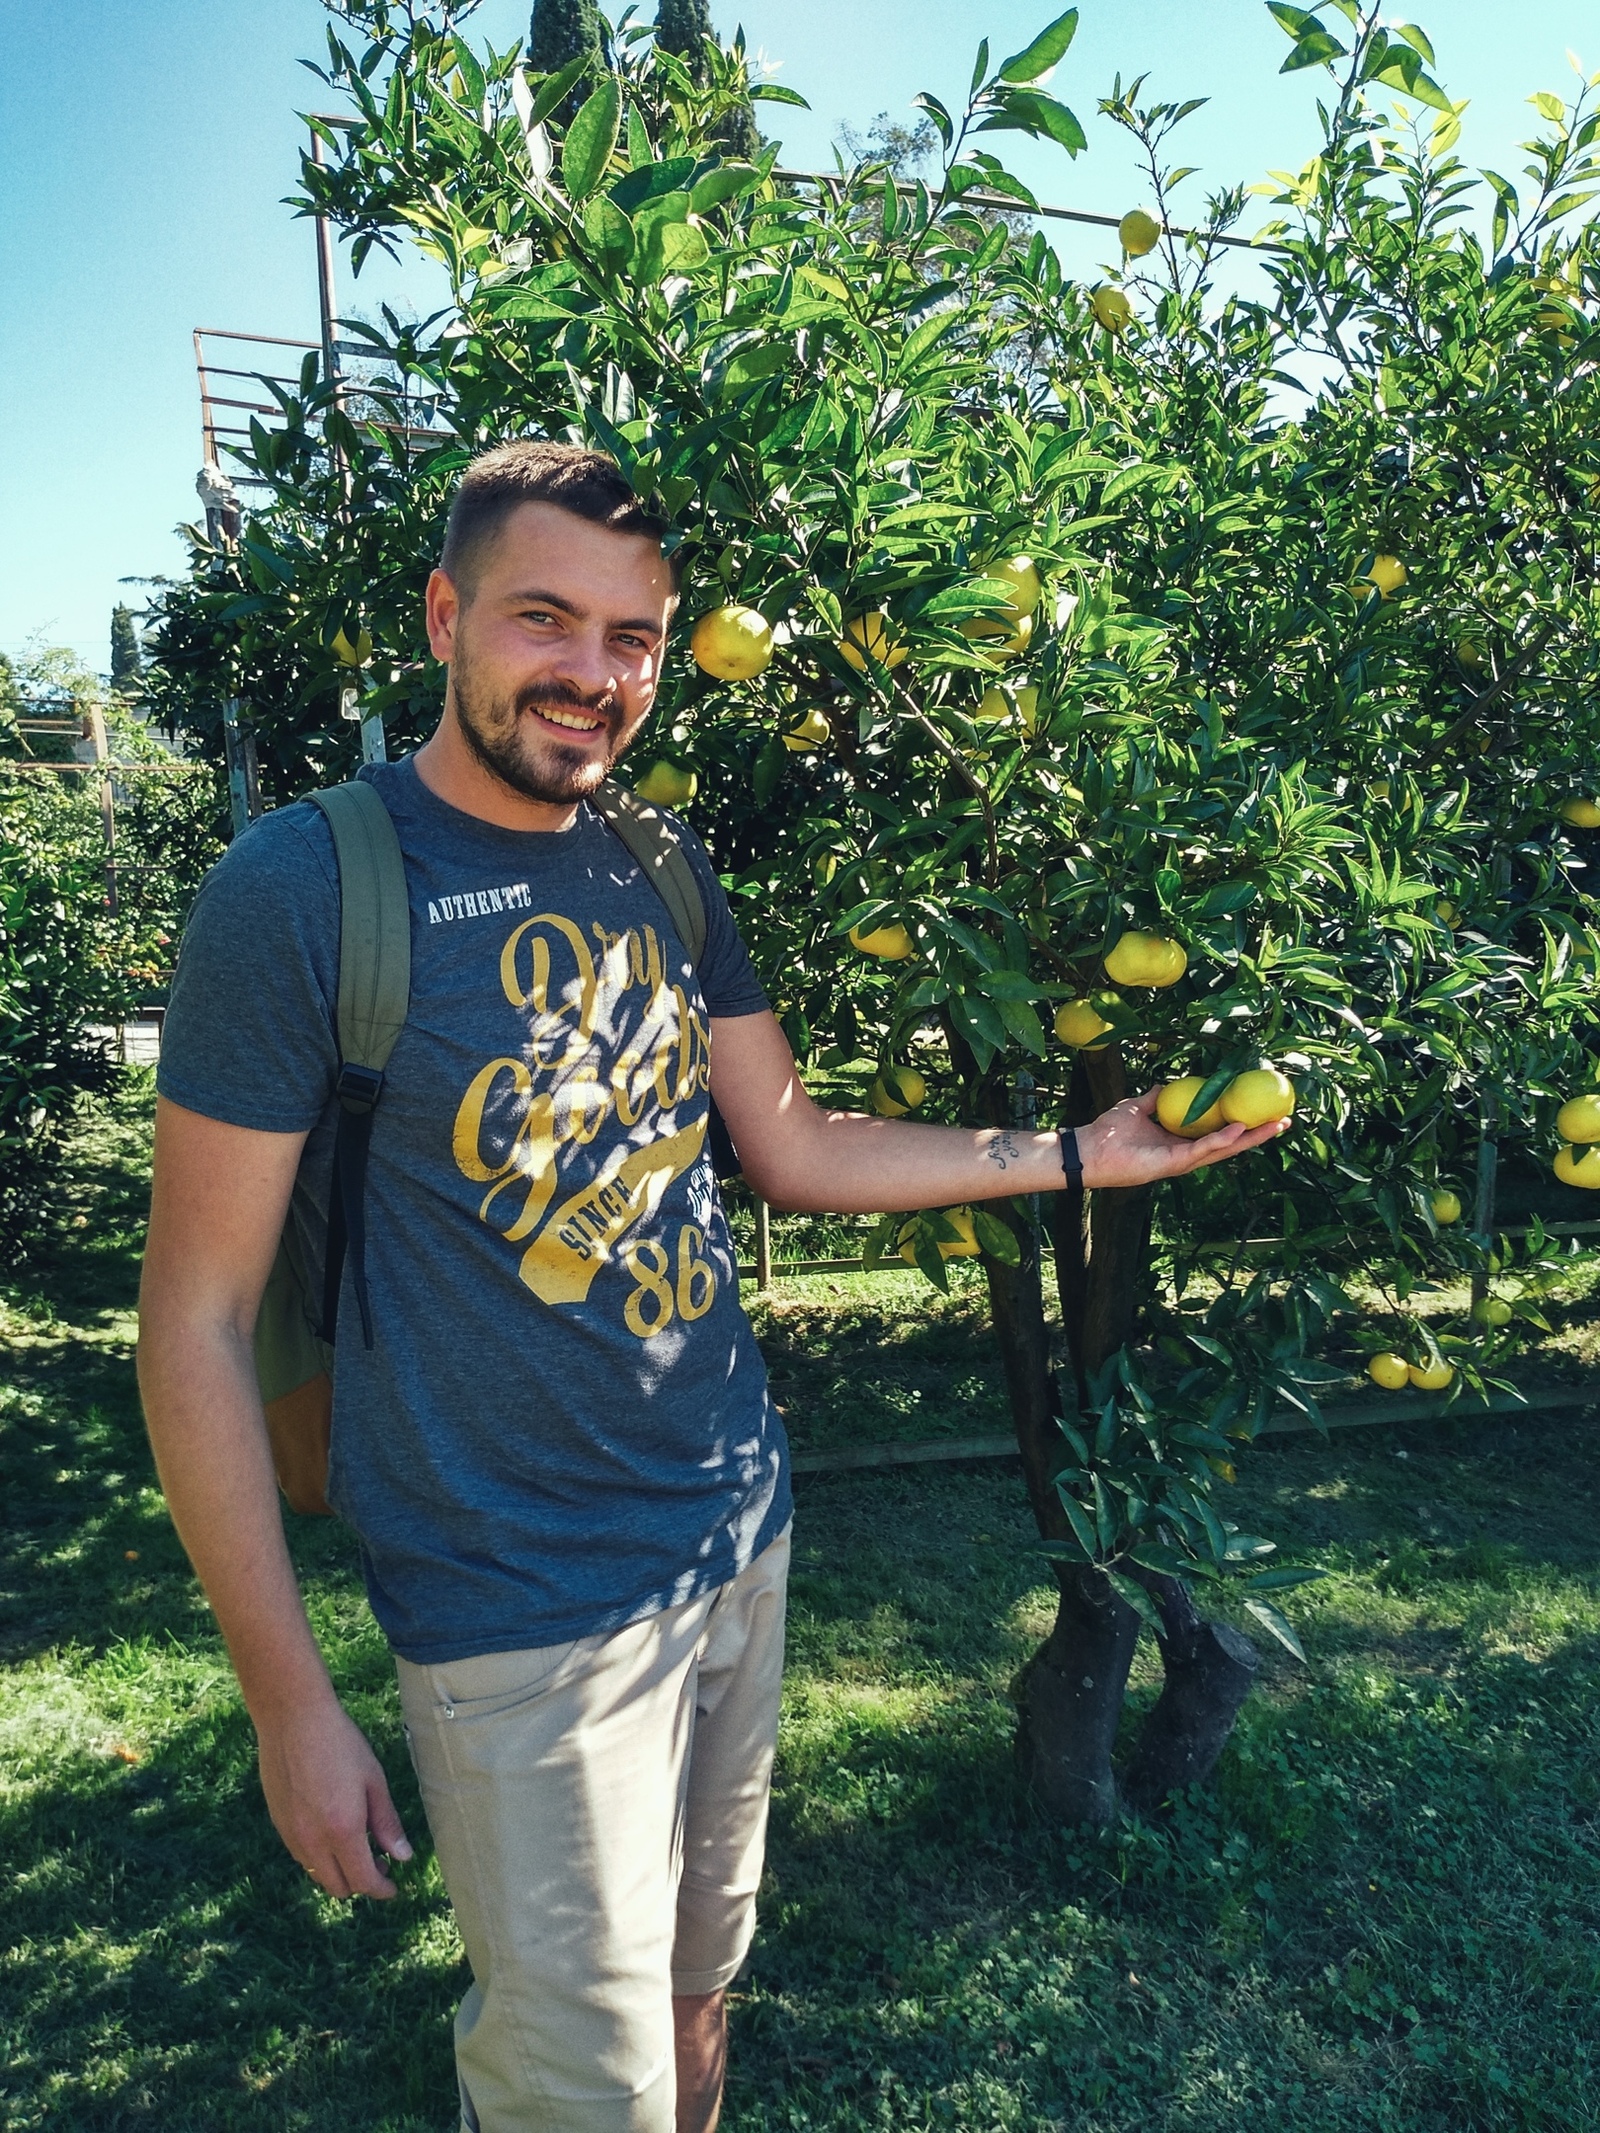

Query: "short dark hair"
<box><xmin>439</xmin><ymin>440</ymin><xmax>682</xmax><ymax>595</ymax></box>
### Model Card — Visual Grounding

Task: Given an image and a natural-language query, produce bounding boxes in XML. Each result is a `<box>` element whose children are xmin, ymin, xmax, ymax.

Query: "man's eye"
<box><xmin>522</xmin><ymin>609</ymin><xmax>558</xmax><ymax>625</ymax></box>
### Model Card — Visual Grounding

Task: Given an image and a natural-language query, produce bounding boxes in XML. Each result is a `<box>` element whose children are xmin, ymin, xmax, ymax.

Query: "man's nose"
<box><xmin>555</xmin><ymin>629</ymin><xmax>621</xmax><ymax>702</ymax></box>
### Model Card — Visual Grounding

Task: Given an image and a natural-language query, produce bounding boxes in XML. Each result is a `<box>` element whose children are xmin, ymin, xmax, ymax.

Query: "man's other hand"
<box><xmin>258</xmin><ymin>1696</ymin><xmax>414</xmax><ymax>1900</ymax></box>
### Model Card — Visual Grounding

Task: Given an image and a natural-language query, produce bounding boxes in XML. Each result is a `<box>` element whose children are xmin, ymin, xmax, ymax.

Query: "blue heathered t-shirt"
<box><xmin>156</xmin><ymin>754</ymin><xmax>791</xmax><ymax>1665</ymax></box>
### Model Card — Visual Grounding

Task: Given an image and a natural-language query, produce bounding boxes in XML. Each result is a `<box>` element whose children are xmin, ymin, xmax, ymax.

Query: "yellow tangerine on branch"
<box><xmin>1361</xmin><ymin>554</ymin><xmax>1407</xmax><ymax>598</ymax></box>
<box><xmin>1220</xmin><ymin>1067</ymin><xmax>1295</xmax><ymax>1128</ymax></box>
<box><xmin>871</xmin><ymin>1065</ymin><xmax>926</xmax><ymax>1117</ymax></box>
<box><xmin>1055</xmin><ymin>995</ymin><xmax>1117</xmax><ymax>1050</ymax></box>
<box><xmin>332</xmin><ymin>627</ymin><xmax>373</xmax><ymax>666</ymax></box>
<box><xmin>1559</xmin><ymin>798</ymin><xmax>1600</xmax><ymax>829</ymax></box>
<box><xmin>962</xmin><ymin>609</ymin><xmax>1034</xmax><ymax>663</ymax></box>
<box><xmin>633</xmin><ymin>761</ymin><xmax>698</xmax><ymax>807</ymax></box>
<box><xmin>1368</xmin><ymin>1352</ymin><xmax>1411</xmax><ymax>1390</ymax></box>
<box><xmin>1103</xmin><ymin>931</ymin><xmax>1187</xmax><ymax>987</ymax></box>
<box><xmin>1119</xmin><ymin>209</ymin><xmax>1161</xmax><ymax>258</ymax></box>
<box><xmin>986</xmin><ymin>556</ymin><xmax>1043</xmax><ymax>619</ymax></box>
<box><xmin>1554</xmin><ymin>1142</ymin><xmax>1600</xmax><ymax>1189</ymax></box>
<box><xmin>1556</xmin><ymin>1095</ymin><xmax>1600</xmax><ymax>1144</ymax></box>
<box><xmin>1408</xmin><ymin>1356</ymin><xmax>1455</xmax><ymax>1391</ymax></box>
<box><xmin>1092</xmin><ymin>285</ymin><xmax>1133</xmax><ymax>332</ymax></box>
<box><xmin>898</xmin><ymin>1208</ymin><xmax>980</xmax><ymax>1264</ymax></box>
<box><xmin>1430</xmin><ymin>1189</ymin><xmax>1462</xmax><ymax>1225</ymax></box>
<box><xmin>782</xmin><ymin>708</ymin><xmax>831</xmax><ymax>753</ymax></box>
<box><xmin>838</xmin><ymin>610</ymin><xmax>908</xmax><ymax>672</ymax></box>
<box><xmin>690</xmin><ymin>605</ymin><xmax>774</xmax><ymax>680</ymax></box>
<box><xmin>1156</xmin><ymin>1078</ymin><xmax>1227</xmax><ymax>1139</ymax></box>
<box><xmin>977</xmin><ymin>682</ymin><xmax>1041</xmax><ymax>731</ymax></box>
<box><xmin>850</xmin><ymin>921</ymin><xmax>913</xmax><ymax>961</ymax></box>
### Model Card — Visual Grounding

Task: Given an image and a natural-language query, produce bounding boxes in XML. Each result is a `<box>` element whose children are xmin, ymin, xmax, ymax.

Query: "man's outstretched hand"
<box><xmin>1078</xmin><ymin>1087</ymin><xmax>1290</xmax><ymax>1191</ymax></box>
<box><xmin>257</xmin><ymin>1697</ymin><xmax>414</xmax><ymax>1900</ymax></box>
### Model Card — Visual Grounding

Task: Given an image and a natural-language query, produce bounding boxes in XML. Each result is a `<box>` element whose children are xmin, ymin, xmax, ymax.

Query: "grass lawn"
<box><xmin>3</xmin><ymin>1079</ymin><xmax>1599</xmax><ymax>2130</ymax></box>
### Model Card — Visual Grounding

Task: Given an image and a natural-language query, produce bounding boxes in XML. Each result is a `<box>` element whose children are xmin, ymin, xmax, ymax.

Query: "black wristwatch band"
<box><xmin>1058</xmin><ymin>1127</ymin><xmax>1084</xmax><ymax>1191</ymax></box>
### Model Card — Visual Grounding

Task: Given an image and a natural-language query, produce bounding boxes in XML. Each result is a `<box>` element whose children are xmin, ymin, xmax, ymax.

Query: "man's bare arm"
<box><xmin>137</xmin><ymin>1097</ymin><xmax>411</xmax><ymax>1898</ymax></box>
<box><xmin>708</xmin><ymin>1012</ymin><xmax>1288</xmax><ymax>1213</ymax></box>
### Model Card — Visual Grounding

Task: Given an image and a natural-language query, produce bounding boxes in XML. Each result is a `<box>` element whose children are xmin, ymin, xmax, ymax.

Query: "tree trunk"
<box><xmin>951</xmin><ymin>1030</ymin><xmax>1141</xmax><ymax>1828</ymax></box>
<box><xmin>1012</xmin><ymin>1567</ymin><xmax>1140</xmax><ymax>1825</ymax></box>
<box><xmin>955</xmin><ymin>1032</ymin><xmax>1259</xmax><ymax>1824</ymax></box>
<box><xmin>1120</xmin><ymin>1573</ymin><xmax>1261</xmax><ymax>1813</ymax></box>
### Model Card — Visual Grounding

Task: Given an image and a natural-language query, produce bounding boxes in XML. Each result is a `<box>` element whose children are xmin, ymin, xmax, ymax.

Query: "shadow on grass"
<box><xmin>2</xmin><ymin>1703</ymin><xmax>457</xmax><ymax>2131</ymax></box>
<box><xmin>7</xmin><ymin>1083</ymin><xmax>1600</xmax><ymax>2130</ymax></box>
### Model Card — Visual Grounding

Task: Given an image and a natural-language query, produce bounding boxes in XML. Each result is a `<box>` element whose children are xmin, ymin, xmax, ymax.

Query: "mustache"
<box><xmin>514</xmin><ymin>679</ymin><xmax>618</xmax><ymax>721</ymax></box>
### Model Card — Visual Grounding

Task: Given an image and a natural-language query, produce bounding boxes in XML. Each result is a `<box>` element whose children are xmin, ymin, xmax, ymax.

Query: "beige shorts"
<box><xmin>395</xmin><ymin>1523</ymin><xmax>790</xmax><ymax>2133</ymax></box>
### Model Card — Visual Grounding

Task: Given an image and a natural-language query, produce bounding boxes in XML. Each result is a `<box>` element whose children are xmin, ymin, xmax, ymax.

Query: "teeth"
<box><xmin>540</xmin><ymin>706</ymin><xmax>604</xmax><ymax>732</ymax></box>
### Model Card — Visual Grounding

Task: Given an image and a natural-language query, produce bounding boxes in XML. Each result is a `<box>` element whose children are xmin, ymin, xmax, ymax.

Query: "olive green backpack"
<box><xmin>255</xmin><ymin>775</ymin><xmax>714</xmax><ymax>1515</ymax></box>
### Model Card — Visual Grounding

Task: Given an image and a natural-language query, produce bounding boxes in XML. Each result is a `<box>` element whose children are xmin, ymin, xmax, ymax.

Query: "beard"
<box><xmin>449</xmin><ymin>637</ymin><xmax>632</xmax><ymax>805</ymax></box>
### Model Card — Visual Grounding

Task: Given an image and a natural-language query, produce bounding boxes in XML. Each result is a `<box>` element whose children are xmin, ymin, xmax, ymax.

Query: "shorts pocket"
<box><xmin>425</xmin><ymin>1640</ymin><xmax>581</xmax><ymax>1724</ymax></box>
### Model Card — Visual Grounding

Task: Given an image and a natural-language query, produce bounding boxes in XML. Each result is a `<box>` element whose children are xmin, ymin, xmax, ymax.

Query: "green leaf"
<box><xmin>1056</xmin><ymin>1490</ymin><xmax>1101</xmax><ymax>1560</ymax></box>
<box><xmin>978</xmin><ymin>86</ymin><xmax>1087</xmax><ymax>154</ymax></box>
<box><xmin>969</xmin><ymin>38</ymin><xmax>991</xmax><ymax>95</ymax></box>
<box><xmin>610</xmin><ymin>156</ymin><xmax>698</xmax><ymax>212</ymax></box>
<box><xmin>1371</xmin><ymin>59</ymin><xmax>1455</xmax><ymax>113</ymax></box>
<box><xmin>724</xmin><ymin>342</ymin><xmax>788</xmax><ymax>389</ymax></box>
<box><xmin>753</xmin><ymin>736</ymin><xmax>785</xmax><ymax>808</ymax></box>
<box><xmin>449</xmin><ymin>38</ymin><xmax>485</xmax><ymax>106</ymax></box>
<box><xmin>1532</xmin><ymin>89</ymin><xmax>1567</xmax><ymax>124</ymax></box>
<box><xmin>913</xmin><ymin>1233</ymin><xmax>951</xmax><ymax>1291</ymax></box>
<box><xmin>1103</xmin><ymin>1568</ymin><xmax>1163</xmax><ymax>1631</ymax></box>
<box><xmin>647</xmin><ymin>218</ymin><xmax>710</xmax><ymax>277</ymax></box>
<box><xmin>583</xmin><ymin>195</ymin><xmax>635</xmax><ymax>269</ymax></box>
<box><xmin>1244</xmin><ymin>1596</ymin><xmax>1306</xmax><ymax>1660</ymax></box>
<box><xmin>900</xmin><ymin>310</ymin><xmax>963</xmax><ymax>369</ymax></box>
<box><xmin>626</xmin><ymin>101</ymin><xmax>652</xmax><ymax>169</ymax></box>
<box><xmin>563</xmin><ymin>77</ymin><xmax>623</xmax><ymax>202</ymax></box>
<box><xmin>997</xmin><ymin>9</ymin><xmax>1078</xmax><ymax>84</ymax></box>
<box><xmin>1245</xmin><ymin>1566</ymin><xmax>1325</xmax><ymax>1592</ymax></box>
<box><xmin>972</xmin><ymin>1208</ymin><xmax>1021</xmax><ymax>1262</ymax></box>
<box><xmin>528</xmin><ymin>52</ymin><xmax>593</xmax><ymax>129</ymax></box>
<box><xmin>1394</xmin><ymin>21</ymin><xmax>1436</xmax><ymax>63</ymax></box>
<box><xmin>1266</xmin><ymin>1</ymin><xmax>1318</xmax><ymax>35</ymax></box>
<box><xmin>749</xmin><ymin>83</ymin><xmax>810</xmax><ymax>106</ymax></box>
<box><xmin>912</xmin><ymin>92</ymin><xmax>954</xmax><ymax>148</ymax></box>
<box><xmin>1483</xmin><ymin>169</ymin><xmax>1518</xmax><ymax>254</ymax></box>
<box><xmin>1281</xmin><ymin>30</ymin><xmax>1346</xmax><ymax>72</ymax></box>
<box><xmin>690</xmin><ymin>164</ymin><xmax>760</xmax><ymax>214</ymax></box>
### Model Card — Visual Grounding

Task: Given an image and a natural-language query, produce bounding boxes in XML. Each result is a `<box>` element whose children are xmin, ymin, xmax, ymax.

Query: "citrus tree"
<box><xmin>147</xmin><ymin>0</ymin><xmax>1600</xmax><ymax>1823</ymax></box>
<box><xmin>0</xmin><ymin>651</ymin><xmax>220</xmax><ymax>1260</ymax></box>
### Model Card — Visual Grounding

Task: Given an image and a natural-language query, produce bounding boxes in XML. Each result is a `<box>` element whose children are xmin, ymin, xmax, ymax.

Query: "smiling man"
<box><xmin>137</xmin><ymin>441</ymin><xmax>1286</xmax><ymax>2133</ymax></box>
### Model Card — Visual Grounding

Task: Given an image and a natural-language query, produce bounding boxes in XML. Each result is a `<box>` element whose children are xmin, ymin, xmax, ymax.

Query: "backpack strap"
<box><xmin>309</xmin><ymin>780</ymin><xmax>410</xmax><ymax>1349</ymax></box>
<box><xmin>590</xmin><ymin>778</ymin><xmax>745</xmax><ymax>1181</ymax></box>
<box><xmin>591</xmin><ymin>779</ymin><xmax>708</xmax><ymax>967</ymax></box>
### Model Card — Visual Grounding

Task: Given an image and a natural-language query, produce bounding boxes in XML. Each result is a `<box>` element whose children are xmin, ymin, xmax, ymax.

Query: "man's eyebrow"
<box><xmin>505</xmin><ymin>588</ymin><xmax>663</xmax><ymax>637</ymax></box>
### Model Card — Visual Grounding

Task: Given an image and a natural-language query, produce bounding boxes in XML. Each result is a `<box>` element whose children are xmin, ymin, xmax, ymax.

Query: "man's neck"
<box><xmin>412</xmin><ymin>709</ymin><xmax>584</xmax><ymax>834</ymax></box>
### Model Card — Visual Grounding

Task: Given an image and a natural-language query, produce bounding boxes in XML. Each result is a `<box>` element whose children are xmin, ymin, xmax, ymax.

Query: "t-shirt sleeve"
<box><xmin>156</xmin><ymin>806</ymin><xmax>342</xmax><ymax>1133</ymax></box>
<box><xmin>674</xmin><ymin>821</ymin><xmax>771</xmax><ymax>1020</ymax></box>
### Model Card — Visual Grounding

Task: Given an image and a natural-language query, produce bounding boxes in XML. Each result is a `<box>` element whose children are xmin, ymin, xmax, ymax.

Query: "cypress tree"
<box><xmin>655</xmin><ymin>0</ymin><xmax>761</xmax><ymax>157</ymax></box>
<box><xmin>655</xmin><ymin>0</ymin><xmax>713</xmax><ymax>77</ymax></box>
<box><xmin>109</xmin><ymin>605</ymin><xmax>143</xmax><ymax>694</ymax></box>
<box><xmin>528</xmin><ymin>0</ymin><xmax>602</xmax><ymax>79</ymax></box>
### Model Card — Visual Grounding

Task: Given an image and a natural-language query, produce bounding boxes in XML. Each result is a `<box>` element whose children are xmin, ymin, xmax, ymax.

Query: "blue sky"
<box><xmin>2</xmin><ymin>0</ymin><xmax>1594</xmax><ymax>673</ymax></box>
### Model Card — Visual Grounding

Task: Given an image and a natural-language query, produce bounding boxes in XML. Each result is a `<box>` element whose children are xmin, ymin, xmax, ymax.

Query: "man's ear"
<box><xmin>425</xmin><ymin>568</ymin><xmax>461</xmax><ymax>662</ymax></box>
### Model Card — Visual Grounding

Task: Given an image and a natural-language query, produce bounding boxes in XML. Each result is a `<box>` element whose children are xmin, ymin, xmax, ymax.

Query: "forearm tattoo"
<box><xmin>986</xmin><ymin>1132</ymin><xmax>1021</xmax><ymax>1171</ymax></box>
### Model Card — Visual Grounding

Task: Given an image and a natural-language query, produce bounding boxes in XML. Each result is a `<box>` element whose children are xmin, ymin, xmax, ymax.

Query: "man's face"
<box><xmin>426</xmin><ymin>502</ymin><xmax>676</xmax><ymax>806</ymax></box>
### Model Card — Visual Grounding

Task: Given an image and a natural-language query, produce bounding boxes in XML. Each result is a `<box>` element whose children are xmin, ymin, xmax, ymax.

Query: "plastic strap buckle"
<box><xmin>335</xmin><ymin>1062</ymin><xmax>385</xmax><ymax>1115</ymax></box>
